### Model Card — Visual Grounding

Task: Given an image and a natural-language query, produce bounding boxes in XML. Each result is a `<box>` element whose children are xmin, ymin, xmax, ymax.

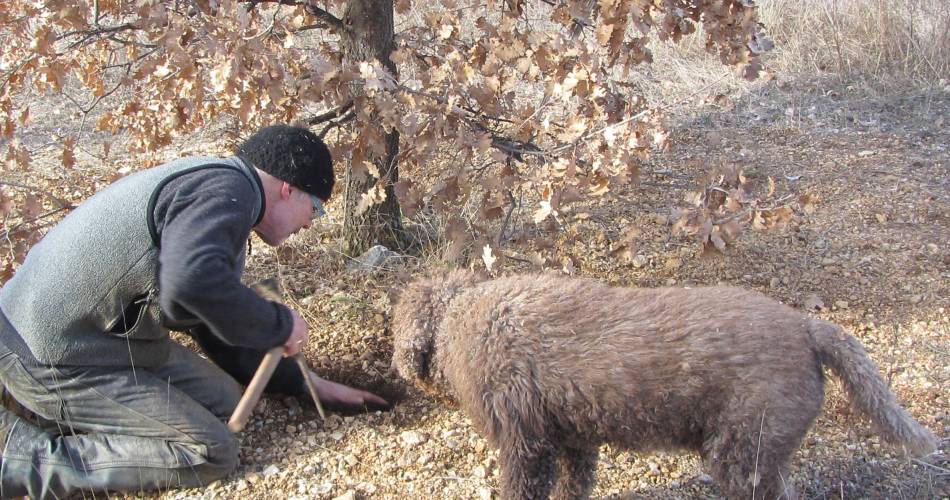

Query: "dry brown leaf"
<box><xmin>22</xmin><ymin>195</ymin><xmax>44</xmax><ymax>219</ymax></box>
<box><xmin>800</xmin><ymin>193</ymin><xmax>818</xmax><ymax>214</ymax></box>
<box><xmin>0</xmin><ymin>262</ymin><xmax>13</xmax><ymax>283</ymax></box>
<box><xmin>62</xmin><ymin>138</ymin><xmax>76</xmax><ymax>169</ymax></box>
<box><xmin>394</xmin><ymin>0</ymin><xmax>411</xmax><ymax>14</ymax></box>
<box><xmin>0</xmin><ymin>191</ymin><xmax>12</xmax><ymax>217</ymax></box>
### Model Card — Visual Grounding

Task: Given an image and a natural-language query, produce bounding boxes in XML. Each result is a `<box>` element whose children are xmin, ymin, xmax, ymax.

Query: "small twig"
<box><xmin>243</xmin><ymin>5</ymin><xmax>281</xmax><ymax>40</ymax></box>
<box><xmin>501</xmin><ymin>252</ymin><xmax>533</xmax><ymax>266</ymax></box>
<box><xmin>496</xmin><ymin>189</ymin><xmax>517</xmax><ymax>245</ymax></box>
<box><xmin>428</xmin><ymin>475</ymin><xmax>491</xmax><ymax>484</ymax></box>
<box><xmin>0</xmin><ymin>55</ymin><xmax>38</xmax><ymax>93</ymax></box>
<box><xmin>0</xmin><ymin>181</ymin><xmax>73</xmax><ymax>209</ymax></box>
<box><xmin>911</xmin><ymin>459</ymin><xmax>949</xmax><ymax>475</ymax></box>
<box><xmin>640</xmin><ymin>180</ymin><xmax>695</xmax><ymax>190</ymax></box>
<box><xmin>61</xmin><ymin>23</ymin><xmax>140</xmax><ymax>50</ymax></box>
<box><xmin>925</xmin><ymin>343</ymin><xmax>950</xmax><ymax>357</ymax></box>
<box><xmin>708</xmin><ymin>194</ymin><xmax>796</xmax><ymax>226</ymax></box>
<box><xmin>1</xmin><ymin>207</ymin><xmax>70</xmax><ymax>240</ymax></box>
<box><xmin>292</xmin><ymin>23</ymin><xmax>330</xmax><ymax>33</ymax></box>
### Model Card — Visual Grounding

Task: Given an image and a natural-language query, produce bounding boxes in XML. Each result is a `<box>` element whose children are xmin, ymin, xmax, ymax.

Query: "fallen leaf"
<box><xmin>481</xmin><ymin>244</ymin><xmax>496</xmax><ymax>271</ymax></box>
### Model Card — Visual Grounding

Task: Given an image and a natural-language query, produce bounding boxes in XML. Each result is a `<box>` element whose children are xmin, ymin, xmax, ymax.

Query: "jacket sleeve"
<box><xmin>153</xmin><ymin>169</ymin><xmax>293</xmax><ymax>350</ymax></box>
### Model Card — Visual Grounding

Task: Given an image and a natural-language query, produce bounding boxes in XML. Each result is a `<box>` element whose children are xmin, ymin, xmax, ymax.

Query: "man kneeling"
<box><xmin>0</xmin><ymin>125</ymin><xmax>386</xmax><ymax>498</ymax></box>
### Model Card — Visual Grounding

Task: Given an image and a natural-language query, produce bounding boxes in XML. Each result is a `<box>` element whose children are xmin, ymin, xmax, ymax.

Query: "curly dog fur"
<box><xmin>390</xmin><ymin>271</ymin><xmax>937</xmax><ymax>500</ymax></box>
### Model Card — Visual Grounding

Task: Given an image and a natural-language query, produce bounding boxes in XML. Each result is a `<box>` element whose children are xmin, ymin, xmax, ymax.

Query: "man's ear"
<box><xmin>279</xmin><ymin>180</ymin><xmax>293</xmax><ymax>200</ymax></box>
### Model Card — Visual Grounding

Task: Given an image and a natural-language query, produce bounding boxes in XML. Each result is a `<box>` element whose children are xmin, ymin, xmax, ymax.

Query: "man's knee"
<box><xmin>175</xmin><ymin>422</ymin><xmax>239</xmax><ymax>482</ymax></box>
<box><xmin>203</xmin><ymin>424</ymin><xmax>240</xmax><ymax>474</ymax></box>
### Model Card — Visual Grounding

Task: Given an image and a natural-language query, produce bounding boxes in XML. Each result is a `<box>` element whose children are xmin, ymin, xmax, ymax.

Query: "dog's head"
<box><xmin>390</xmin><ymin>269</ymin><xmax>484</xmax><ymax>393</ymax></box>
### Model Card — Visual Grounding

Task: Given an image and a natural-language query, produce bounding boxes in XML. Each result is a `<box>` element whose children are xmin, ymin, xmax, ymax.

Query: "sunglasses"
<box><xmin>310</xmin><ymin>194</ymin><xmax>326</xmax><ymax>220</ymax></box>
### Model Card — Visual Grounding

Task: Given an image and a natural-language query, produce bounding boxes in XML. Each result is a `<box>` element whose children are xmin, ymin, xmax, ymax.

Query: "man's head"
<box><xmin>237</xmin><ymin>124</ymin><xmax>335</xmax><ymax>200</ymax></box>
<box><xmin>238</xmin><ymin>125</ymin><xmax>334</xmax><ymax>245</ymax></box>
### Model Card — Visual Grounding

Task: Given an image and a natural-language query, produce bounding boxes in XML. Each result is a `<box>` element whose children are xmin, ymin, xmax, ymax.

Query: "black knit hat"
<box><xmin>237</xmin><ymin>125</ymin><xmax>335</xmax><ymax>201</ymax></box>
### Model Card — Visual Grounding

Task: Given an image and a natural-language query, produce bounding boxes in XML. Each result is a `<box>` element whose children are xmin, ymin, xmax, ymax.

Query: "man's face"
<box><xmin>254</xmin><ymin>182</ymin><xmax>324</xmax><ymax>246</ymax></box>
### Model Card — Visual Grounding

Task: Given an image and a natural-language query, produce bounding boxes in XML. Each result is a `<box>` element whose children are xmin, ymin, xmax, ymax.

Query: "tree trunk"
<box><xmin>340</xmin><ymin>0</ymin><xmax>404</xmax><ymax>256</ymax></box>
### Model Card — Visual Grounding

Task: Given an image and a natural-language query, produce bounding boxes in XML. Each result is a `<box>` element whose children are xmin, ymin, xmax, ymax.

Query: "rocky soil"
<box><xmin>4</xmin><ymin>83</ymin><xmax>947</xmax><ymax>499</ymax></box>
<box><xmin>143</xmin><ymin>87</ymin><xmax>949</xmax><ymax>500</ymax></box>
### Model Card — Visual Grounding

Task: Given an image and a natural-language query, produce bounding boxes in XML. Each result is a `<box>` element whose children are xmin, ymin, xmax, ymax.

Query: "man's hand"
<box><xmin>283</xmin><ymin>310</ymin><xmax>309</xmax><ymax>357</ymax></box>
<box><xmin>308</xmin><ymin>371</ymin><xmax>390</xmax><ymax>412</ymax></box>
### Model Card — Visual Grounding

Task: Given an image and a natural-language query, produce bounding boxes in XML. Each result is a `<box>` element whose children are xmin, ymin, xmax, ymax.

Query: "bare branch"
<box><xmin>292</xmin><ymin>23</ymin><xmax>330</xmax><ymax>33</ymax></box>
<box><xmin>496</xmin><ymin>189</ymin><xmax>517</xmax><ymax>246</ymax></box>
<box><xmin>244</xmin><ymin>0</ymin><xmax>344</xmax><ymax>34</ymax></box>
<box><xmin>0</xmin><ymin>181</ymin><xmax>74</xmax><ymax>210</ymax></box>
<box><xmin>317</xmin><ymin>109</ymin><xmax>356</xmax><ymax>139</ymax></box>
<box><xmin>1</xmin><ymin>207</ymin><xmax>70</xmax><ymax>242</ymax></box>
<box><xmin>0</xmin><ymin>55</ymin><xmax>38</xmax><ymax>93</ymax></box>
<box><xmin>306</xmin><ymin>101</ymin><xmax>354</xmax><ymax>125</ymax></box>
<box><xmin>102</xmin><ymin>46</ymin><xmax>161</xmax><ymax>70</ymax></box>
<box><xmin>60</xmin><ymin>23</ymin><xmax>140</xmax><ymax>50</ymax></box>
<box><xmin>394</xmin><ymin>85</ymin><xmax>540</xmax><ymax>161</ymax></box>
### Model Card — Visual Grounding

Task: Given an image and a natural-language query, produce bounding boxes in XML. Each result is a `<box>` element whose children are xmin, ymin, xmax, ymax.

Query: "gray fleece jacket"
<box><xmin>0</xmin><ymin>156</ymin><xmax>293</xmax><ymax>368</ymax></box>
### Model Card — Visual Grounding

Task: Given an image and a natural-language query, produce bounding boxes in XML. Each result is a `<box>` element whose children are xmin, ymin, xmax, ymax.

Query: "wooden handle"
<box><xmin>228</xmin><ymin>346</ymin><xmax>284</xmax><ymax>433</ymax></box>
<box><xmin>294</xmin><ymin>354</ymin><xmax>326</xmax><ymax>420</ymax></box>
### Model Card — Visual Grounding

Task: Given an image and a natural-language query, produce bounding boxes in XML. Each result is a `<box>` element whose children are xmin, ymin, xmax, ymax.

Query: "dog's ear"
<box><xmin>390</xmin><ymin>278</ymin><xmax>438</xmax><ymax>384</ymax></box>
<box><xmin>387</xmin><ymin>285</ymin><xmax>403</xmax><ymax>309</ymax></box>
<box><xmin>392</xmin><ymin>323</ymin><xmax>434</xmax><ymax>383</ymax></box>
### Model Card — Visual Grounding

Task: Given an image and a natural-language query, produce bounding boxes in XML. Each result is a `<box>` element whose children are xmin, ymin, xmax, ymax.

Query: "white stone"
<box><xmin>347</xmin><ymin>245</ymin><xmax>402</xmax><ymax>274</ymax></box>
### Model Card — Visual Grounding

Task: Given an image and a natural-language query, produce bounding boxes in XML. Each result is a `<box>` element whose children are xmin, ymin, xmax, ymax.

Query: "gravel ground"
<box><xmin>138</xmin><ymin>88</ymin><xmax>949</xmax><ymax>500</ymax></box>
<box><xmin>4</xmin><ymin>83</ymin><xmax>946</xmax><ymax>499</ymax></box>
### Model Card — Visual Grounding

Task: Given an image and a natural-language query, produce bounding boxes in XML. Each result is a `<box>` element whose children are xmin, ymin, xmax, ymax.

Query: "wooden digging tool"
<box><xmin>227</xmin><ymin>278</ymin><xmax>327</xmax><ymax>432</ymax></box>
<box><xmin>227</xmin><ymin>346</ymin><xmax>284</xmax><ymax>433</ymax></box>
<box><xmin>294</xmin><ymin>353</ymin><xmax>327</xmax><ymax>420</ymax></box>
<box><xmin>227</xmin><ymin>348</ymin><xmax>327</xmax><ymax>432</ymax></box>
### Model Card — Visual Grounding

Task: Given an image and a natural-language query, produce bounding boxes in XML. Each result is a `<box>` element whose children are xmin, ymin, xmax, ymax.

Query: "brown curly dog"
<box><xmin>390</xmin><ymin>271</ymin><xmax>936</xmax><ymax>500</ymax></box>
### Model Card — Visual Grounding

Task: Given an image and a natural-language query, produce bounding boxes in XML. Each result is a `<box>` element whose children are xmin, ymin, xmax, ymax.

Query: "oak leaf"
<box><xmin>62</xmin><ymin>138</ymin><xmax>76</xmax><ymax>169</ymax></box>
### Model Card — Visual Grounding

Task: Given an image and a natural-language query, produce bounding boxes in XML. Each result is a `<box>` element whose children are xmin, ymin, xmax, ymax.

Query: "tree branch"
<box><xmin>60</xmin><ymin>23</ymin><xmax>140</xmax><ymax>50</ymax></box>
<box><xmin>244</xmin><ymin>0</ymin><xmax>344</xmax><ymax>34</ymax></box>
<box><xmin>0</xmin><ymin>181</ymin><xmax>74</xmax><ymax>210</ymax></box>
<box><xmin>394</xmin><ymin>85</ymin><xmax>542</xmax><ymax>161</ymax></box>
<box><xmin>293</xmin><ymin>23</ymin><xmax>330</xmax><ymax>33</ymax></box>
<box><xmin>1</xmin><ymin>207</ymin><xmax>70</xmax><ymax>242</ymax></box>
<box><xmin>306</xmin><ymin>101</ymin><xmax>353</xmax><ymax>125</ymax></box>
<box><xmin>318</xmin><ymin>109</ymin><xmax>356</xmax><ymax>139</ymax></box>
<box><xmin>0</xmin><ymin>55</ymin><xmax>38</xmax><ymax>93</ymax></box>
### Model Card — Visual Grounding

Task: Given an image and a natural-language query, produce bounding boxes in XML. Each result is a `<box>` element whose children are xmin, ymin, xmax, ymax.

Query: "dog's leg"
<box><xmin>497</xmin><ymin>436</ymin><xmax>559</xmax><ymax>500</ymax></box>
<box><xmin>702</xmin><ymin>380</ymin><xmax>821</xmax><ymax>499</ymax></box>
<box><xmin>550</xmin><ymin>446</ymin><xmax>598</xmax><ymax>500</ymax></box>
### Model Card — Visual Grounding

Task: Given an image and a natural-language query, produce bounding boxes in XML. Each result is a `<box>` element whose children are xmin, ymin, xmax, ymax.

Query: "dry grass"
<box><xmin>636</xmin><ymin>0</ymin><xmax>949</xmax><ymax>104</ymax></box>
<box><xmin>760</xmin><ymin>0</ymin><xmax>949</xmax><ymax>85</ymax></box>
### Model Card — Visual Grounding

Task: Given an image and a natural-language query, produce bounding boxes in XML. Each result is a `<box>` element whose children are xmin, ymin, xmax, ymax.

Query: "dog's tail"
<box><xmin>809</xmin><ymin>319</ymin><xmax>937</xmax><ymax>457</ymax></box>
